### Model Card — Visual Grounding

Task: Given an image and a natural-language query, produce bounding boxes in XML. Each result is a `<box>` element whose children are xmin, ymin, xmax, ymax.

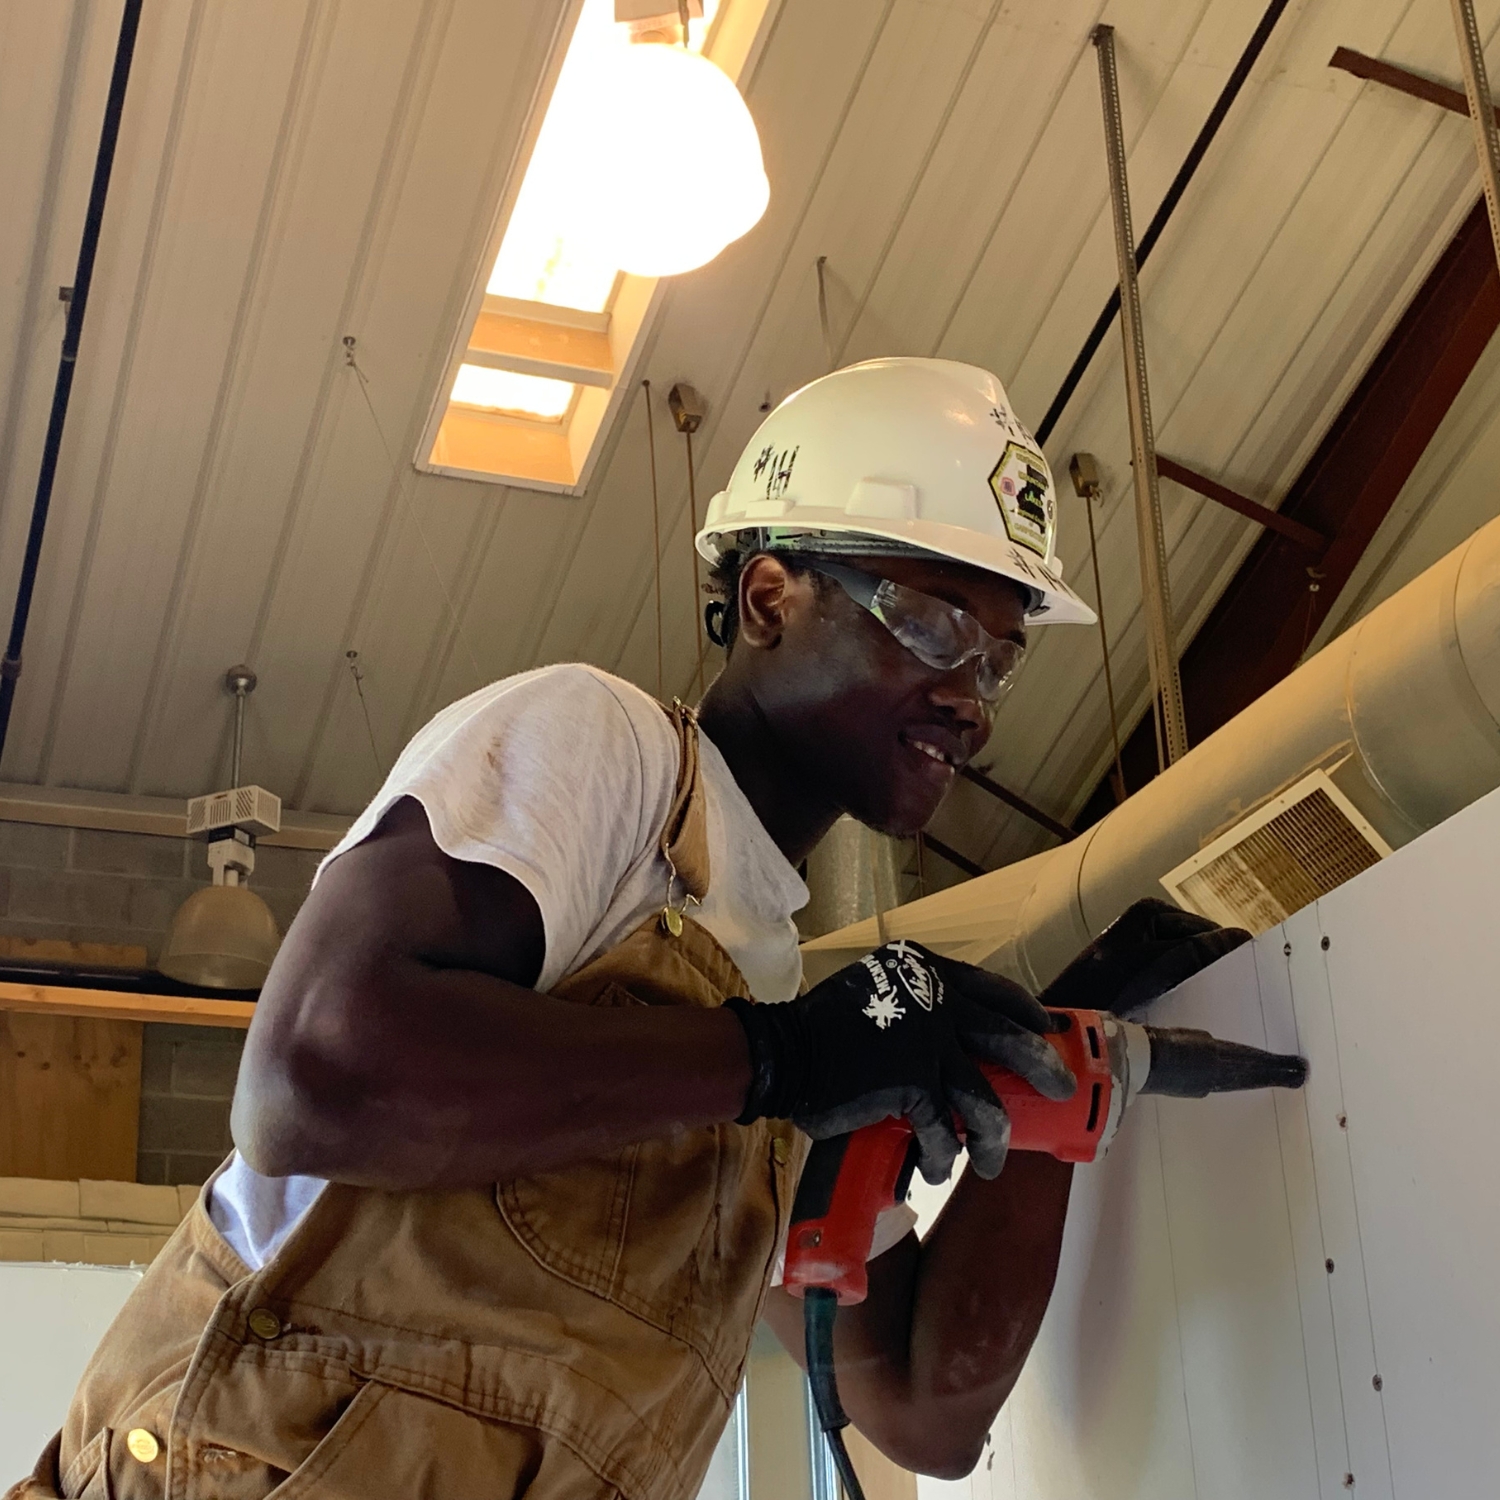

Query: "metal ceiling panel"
<box><xmin>1</xmin><ymin>0</ymin><xmax>1498</xmax><ymax>857</ymax></box>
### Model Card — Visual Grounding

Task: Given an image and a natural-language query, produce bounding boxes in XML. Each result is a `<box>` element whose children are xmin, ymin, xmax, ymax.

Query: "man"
<box><xmin>11</xmin><ymin>358</ymin><xmax>1242</xmax><ymax>1500</ymax></box>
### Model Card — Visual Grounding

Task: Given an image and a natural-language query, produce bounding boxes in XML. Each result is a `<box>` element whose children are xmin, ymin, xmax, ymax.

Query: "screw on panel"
<box><xmin>1284</xmin><ymin>941</ymin><xmax>1292</xmax><ymax>955</ymax></box>
<box><xmin>1372</xmin><ymin>1374</ymin><xmax>1383</xmax><ymax>1391</ymax></box>
<box><xmin>1343</xmin><ymin>1474</ymin><xmax>1355</xmax><ymax>1489</ymax></box>
<box><xmin>1325</xmin><ymin>1258</ymin><xmax>1335</xmax><ymax>1273</ymax></box>
<box><xmin>1337</xmin><ymin>1113</ymin><xmax>1348</xmax><ymax>1128</ymax></box>
<box><xmin>1321</xmin><ymin>935</ymin><xmax>1331</xmax><ymax>950</ymax></box>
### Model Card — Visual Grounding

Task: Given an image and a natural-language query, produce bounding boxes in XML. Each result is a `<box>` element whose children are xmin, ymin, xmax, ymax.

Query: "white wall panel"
<box><xmin>921</xmin><ymin>782</ymin><xmax>1500</xmax><ymax>1499</ymax></box>
<box><xmin>0</xmin><ymin>1263</ymin><xmax>141</xmax><ymax>1472</ymax></box>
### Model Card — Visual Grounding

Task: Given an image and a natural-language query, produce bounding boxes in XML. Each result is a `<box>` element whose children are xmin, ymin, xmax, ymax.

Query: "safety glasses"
<box><xmin>808</xmin><ymin>560</ymin><xmax>1026</xmax><ymax>705</ymax></box>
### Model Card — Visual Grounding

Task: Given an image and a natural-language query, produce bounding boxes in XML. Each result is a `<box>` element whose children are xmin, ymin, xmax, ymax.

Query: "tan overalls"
<box><xmin>9</xmin><ymin>705</ymin><xmax>807</xmax><ymax>1500</ymax></box>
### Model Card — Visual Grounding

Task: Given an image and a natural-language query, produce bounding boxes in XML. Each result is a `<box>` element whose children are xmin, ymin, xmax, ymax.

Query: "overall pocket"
<box><xmin>495</xmin><ymin>990</ymin><xmax>785</xmax><ymax>1385</ymax></box>
<box><xmin>265</xmin><ymin>1380</ymin><xmax>389</xmax><ymax>1500</ymax></box>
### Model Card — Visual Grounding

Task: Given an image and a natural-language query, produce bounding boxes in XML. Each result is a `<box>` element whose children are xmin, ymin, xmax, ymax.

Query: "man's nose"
<box><xmin>927</xmin><ymin>665</ymin><xmax>988</xmax><ymax>734</ymax></box>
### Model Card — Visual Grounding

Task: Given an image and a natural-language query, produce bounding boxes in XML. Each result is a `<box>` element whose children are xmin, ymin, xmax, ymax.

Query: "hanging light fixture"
<box><xmin>158</xmin><ymin>666</ymin><xmax>283</xmax><ymax>990</ymax></box>
<box><xmin>490</xmin><ymin>1</ymin><xmax>770</xmax><ymax>300</ymax></box>
<box><xmin>593</xmin><ymin>8</ymin><xmax>770</xmax><ymax>277</ymax></box>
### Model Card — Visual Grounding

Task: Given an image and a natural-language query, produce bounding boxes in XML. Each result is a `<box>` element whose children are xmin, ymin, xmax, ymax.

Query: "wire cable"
<box><xmin>816</xmin><ymin>255</ymin><xmax>835</xmax><ymax>372</ymax></box>
<box><xmin>343</xmin><ymin>338</ymin><xmax>484</xmax><ymax>682</ymax></box>
<box><xmin>804</xmin><ymin>1288</ymin><xmax>866</xmax><ymax>1500</ymax></box>
<box><xmin>345</xmin><ymin>650</ymin><xmax>385</xmax><ymax>777</ymax></box>
<box><xmin>0</xmin><ymin>0</ymin><xmax>144</xmax><ymax>762</ymax></box>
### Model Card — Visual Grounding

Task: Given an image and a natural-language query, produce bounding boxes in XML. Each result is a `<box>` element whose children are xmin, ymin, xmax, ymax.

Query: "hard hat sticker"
<box><xmin>988</xmin><ymin>441</ymin><xmax>1054</xmax><ymax>558</ymax></box>
<box><xmin>751</xmin><ymin>443</ymin><xmax>799</xmax><ymax>504</ymax></box>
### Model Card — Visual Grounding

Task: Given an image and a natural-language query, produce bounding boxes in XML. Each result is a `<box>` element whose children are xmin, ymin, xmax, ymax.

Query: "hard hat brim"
<box><xmin>696</xmin><ymin>510</ymin><xmax>1098</xmax><ymax>626</ymax></box>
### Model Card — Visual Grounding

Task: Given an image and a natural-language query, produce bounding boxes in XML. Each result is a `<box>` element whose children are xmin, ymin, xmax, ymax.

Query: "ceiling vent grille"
<box><xmin>1161</xmin><ymin>770</ymin><xmax>1391</xmax><ymax>934</ymax></box>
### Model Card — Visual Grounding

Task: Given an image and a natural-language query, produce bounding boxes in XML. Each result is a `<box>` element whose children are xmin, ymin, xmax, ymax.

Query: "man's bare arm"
<box><xmin>232</xmin><ymin>797</ymin><xmax>751</xmax><ymax>1188</ymax></box>
<box><xmin>762</xmin><ymin>1152</ymin><xmax>1073</xmax><ymax>1479</ymax></box>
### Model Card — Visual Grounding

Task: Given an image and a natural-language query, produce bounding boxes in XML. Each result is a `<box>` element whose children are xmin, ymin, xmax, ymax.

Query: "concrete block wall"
<box><xmin>0</xmin><ymin>821</ymin><xmax>322</xmax><ymax>960</ymax></box>
<box><xmin>136</xmin><ymin>1024</ymin><xmax>249</xmax><ymax>1186</ymax></box>
<box><xmin>0</xmin><ymin>819</ymin><xmax>325</xmax><ymax>1185</ymax></box>
<box><xmin>0</xmin><ymin>1176</ymin><xmax>198</xmax><ymax>1265</ymax></box>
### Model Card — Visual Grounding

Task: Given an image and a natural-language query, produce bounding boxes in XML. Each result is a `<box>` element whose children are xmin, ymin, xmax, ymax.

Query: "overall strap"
<box><xmin>658</xmin><ymin>700</ymin><xmax>710</xmax><ymax>905</ymax></box>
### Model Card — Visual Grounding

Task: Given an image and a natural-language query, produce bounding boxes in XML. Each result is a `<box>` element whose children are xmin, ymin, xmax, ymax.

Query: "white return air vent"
<box><xmin>1161</xmin><ymin>769</ymin><xmax>1391</xmax><ymax>934</ymax></box>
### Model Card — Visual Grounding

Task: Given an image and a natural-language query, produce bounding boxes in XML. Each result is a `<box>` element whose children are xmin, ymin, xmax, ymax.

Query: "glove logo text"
<box><xmin>858</xmin><ymin>942</ymin><xmax>944</xmax><ymax>1029</ymax></box>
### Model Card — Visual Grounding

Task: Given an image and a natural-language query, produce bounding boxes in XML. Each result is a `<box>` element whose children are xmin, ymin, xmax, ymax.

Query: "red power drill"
<box><xmin>783</xmin><ymin>1007</ymin><xmax>1307</xmax><ymax>1498</ymax></box>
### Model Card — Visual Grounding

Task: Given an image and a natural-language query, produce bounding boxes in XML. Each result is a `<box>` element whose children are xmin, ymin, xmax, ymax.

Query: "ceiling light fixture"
<box><xmin>498</xmin><ymin>0</ymin><xmax>769</xmax><ymax>292</ymax></box>
<box><xmin>594</xmin><ymin>8</ymin><xmax>769</xmax><ymax>277</ymax></box>
<box><xmin>158</xmin><ymin>666</ymin><xmax>283</xmax><ymax>991</ymax></box>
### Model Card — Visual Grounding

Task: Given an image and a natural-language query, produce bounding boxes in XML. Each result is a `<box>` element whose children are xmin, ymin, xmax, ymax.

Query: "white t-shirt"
<box><xmin>208</xmin><ymin>665</ymin><xmax>810</xmax><ymax>1270</ymax></box>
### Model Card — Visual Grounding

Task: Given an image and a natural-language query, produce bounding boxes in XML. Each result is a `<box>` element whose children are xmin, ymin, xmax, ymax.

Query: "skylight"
<box><xmin>451</xmin><ymin>365</ymin><xmax>575</xmax><ymax>421</ymax></box>
<box><xmin>420</xmin><ymin>0</ymin><xmax>771</xmax><ymax>493</ymax></box>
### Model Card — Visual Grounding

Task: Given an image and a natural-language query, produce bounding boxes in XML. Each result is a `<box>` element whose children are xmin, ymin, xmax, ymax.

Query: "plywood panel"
<box><xmin>0</xmin><ymin>1013</ymin><xmax>141</xmax><ymax>1181</ymax></box>
<box><xmin>0</xmin><ymin>939</ymin><xmax>148</xmax><ymax>1182</ymax></box>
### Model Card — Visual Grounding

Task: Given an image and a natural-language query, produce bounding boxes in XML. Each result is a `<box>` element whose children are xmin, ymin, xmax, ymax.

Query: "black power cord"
<box><xmin>804</xmin><ymin>1287</ymin><xmax>866</xmax><ymax>1500</ymax></box>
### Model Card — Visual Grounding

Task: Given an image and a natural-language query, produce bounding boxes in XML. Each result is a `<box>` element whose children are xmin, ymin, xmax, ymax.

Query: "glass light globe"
<box><xmin>590</xmin><ymin>44</ymin><xmax>769</xmax><ymax>278</ymax></box>
<box><xmin>159</xmin><ymin>885</ymin><xmax>281</xmax><ymax>990</ymax></box>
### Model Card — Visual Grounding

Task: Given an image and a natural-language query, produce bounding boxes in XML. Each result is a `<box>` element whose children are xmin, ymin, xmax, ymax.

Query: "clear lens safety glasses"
<box><xmin>810</xmin><ymin>560</ymin><xmax>1025</xmax><ymax>705</ymax></box>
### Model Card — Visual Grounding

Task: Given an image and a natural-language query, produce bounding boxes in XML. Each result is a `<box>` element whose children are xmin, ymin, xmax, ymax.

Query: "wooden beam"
<box><xmin>0</xmin><ymin>780</ymin><xmax>348</xmax><ymax>848</ymax></box>
<box><xmin>1156</xmin><ymin>454</ymin><xmax>1328</xmax><ymax>552</ymax></box>
<box><xmin>1077</xmin><ymin>197</ymin><xmax>1500</xmax><ymax>829</ymax></box>
<box><xmin>0</xmin><ymin>981</ymin><xmax>254</xmax><ymax>1028</ymax></box>
<box><xmin>467</xmin><ymin>310</ymin><xmax>614</xmax><ymax>388</ymax></box>
<box><xmin>1329</xmin><ymin>45</ymin><xmax>1499</xmax><ymax>126</ymax></box>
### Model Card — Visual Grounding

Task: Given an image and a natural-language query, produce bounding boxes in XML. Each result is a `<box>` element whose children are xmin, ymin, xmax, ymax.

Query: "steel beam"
<box><xmin>1038</xmin><ymin>0</ymin><xmax>1294</xmax><ymax>444</ymax></box>
<box><xmin>1076</xmin><ymin>197</ymin><xmax>1500</xmax><ymax>830</ymax></box>
<box><xmin>920</xmin><ymin>835</ymin><xmax>986</xmax><ymax>880</ymax></box>
<box><xmin>1156</xmin><ymin>455</ymin><xmax>1328</xmax><ymax>552</ymax></box>
<box><xmin>1328</xmin><ymin>45</ymin><xmax>1497</xmax><ymax>125</ymax></box>
<box><xmin>960</xmin><ymin>766</ymin><xmax>1076</xmax><ymax>843</ymax></box>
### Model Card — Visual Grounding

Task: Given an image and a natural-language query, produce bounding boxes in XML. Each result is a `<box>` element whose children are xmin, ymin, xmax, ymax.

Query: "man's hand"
<box><xmin>727</xmin><ymin>941</ymin><xmax>1074</xmax><ymax>1184</ymax></box>
<box><xmin>1040</xmin><ymin>897</ymin><xmax>1251</xmax><ymax>1018</ymax></box>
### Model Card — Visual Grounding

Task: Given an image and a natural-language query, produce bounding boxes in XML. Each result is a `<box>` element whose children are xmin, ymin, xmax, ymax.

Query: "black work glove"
<box><xmin>725</xmin><ymin>940</ymin><xmax>1075</xmax><ymax>1185</ymax></box>
<box><xmin>1039</xmin><ymin>898</ymin><xmax>1252</xmax><ymax>1019</ymax></box>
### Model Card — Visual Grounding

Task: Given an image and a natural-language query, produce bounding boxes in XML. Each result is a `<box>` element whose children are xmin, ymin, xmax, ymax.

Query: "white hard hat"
<box><xmin>696</xmin><ymin>357</ymin><xmax>1095</xmax><ymax>625</ymax></box>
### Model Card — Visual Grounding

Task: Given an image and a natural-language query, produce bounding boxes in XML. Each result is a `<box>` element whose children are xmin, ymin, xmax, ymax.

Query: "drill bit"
<box><xmin>1140</xmin><ymin>1026</ymin><xmax>1307</xmax><ymax>1098</ymax></box>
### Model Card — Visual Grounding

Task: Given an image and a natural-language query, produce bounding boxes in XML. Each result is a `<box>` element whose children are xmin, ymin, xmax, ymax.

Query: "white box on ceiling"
<box><xmin>185</xmin><ymin>785</ymin><xmax>282</xmax><ymax>839</ymax></box>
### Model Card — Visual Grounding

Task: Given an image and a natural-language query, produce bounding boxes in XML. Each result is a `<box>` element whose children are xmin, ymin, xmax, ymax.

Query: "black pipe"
<box><xmin>0</xmin><ymin>0</ymin><xmax>144</xmax><ymax>763</ymax></box>
<box><xmin>1035</xmin><ymin>0</ymin><xmax>1293</xmax><ymax>445</ymax></box>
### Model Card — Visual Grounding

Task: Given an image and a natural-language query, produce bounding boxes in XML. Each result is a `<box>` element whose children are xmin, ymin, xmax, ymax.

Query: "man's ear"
<box><xmin>738</xmin><ymin>554</ymin><xmax>813</xmax><ymax>650</ymax></box>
